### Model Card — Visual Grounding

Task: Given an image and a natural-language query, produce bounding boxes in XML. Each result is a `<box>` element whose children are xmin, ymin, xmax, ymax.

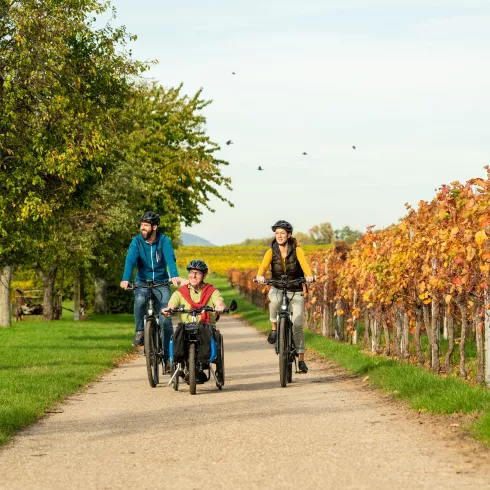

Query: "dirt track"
<box><xmin>1</xmin><ymin>316</ymin><xmax>490</xmax><ymax>489</ymax></box>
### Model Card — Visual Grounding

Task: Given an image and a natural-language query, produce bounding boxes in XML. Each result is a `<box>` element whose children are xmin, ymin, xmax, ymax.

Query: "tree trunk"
<box><xmin>382</xmin><ymin>313</ymin><xmax>390</xmax><ymax>356</ymax></box>
<box><xmin>79</xmin><ymin>270</ymin><xmax>85</xmax><ymax>313</ymax></box>
<box><xmin>422</xmin><ymin>304</ymin><xmax>432</xmax><ymax>367</ymax></box>
<box><xmin>94</xmin><ymin>276</ymin><xmax>107</xmax><ymax>314</ymax></box>
<box><xmin>375</xmin><ymin>312</ymin><xmax>383</xmax><ymax>353</ymax></box>
<box><xmin>415</xmin><ymin>307</ymin><xmax>424</xmax><ymax>365</ymax></box>
<box><xmin>335</xmin><ymin>300</ymin><xmax>343</xmax><ymax>340</ymax></box>
<box><xmin>0</xmin><ymin>265</ymin><xmax>13</xmax><ymax>327</ymax></box>
<box><xmin>352</xmin><ymin>291</ymin><xmax>358</xmax><ymax>345</ymax></box>
<box><xmin>457</xmin><ymin>299</ymin><xmax>468</xmax><ymax>378</ymax></box>
<box><xmin>321</xmin><ymin>303</ymin><xmax>327</xmax><ymax>337</ymax></box>
<box><xmin>402</xmin><ymin>312</ymin><xmax>410</xmax><ymax>359</ymax></box>
<box><xmin>36</xmin><ymin>265</ymin><xmax>58</xmax><ymax>321</ymax></box>
<box><xmin>393</xmin><ymin>308</ymin><xmax>401</xmax><ymax>358</ymax></box>
<box><xmin>73</xmin><ymin>265</ymin><xmax>80</xmax><ymax>321</ymax></box>
<box><xmin>430</xmin><ymin>298</ymin><xmax>440</xmax><ymax>372</ymax></box>
<box><xmin>371</xmin><ymin>316</ymin><xmax>377</xmax><ymax>352</ymax></box>
<box><xmin>363</xmin><ymin>310</ymin><xmax>370</xmax><ymax>349</ymax></box>
<box><xmin>476</xmin><ymin>305</ymin><xmax>484</xmax><ymax>383</ymax></box>
<box><xmin>322</xmin><ymin>262</ymin><xmax>328</xmax><ymax>337</ymax></box>
<box><xmin>444</xmin><ymin>309</ymin><xmax>455</xmax><ymax>374</ymax></box>
<box><xmin>485</xmin><ymin>292</ymin><xmax>490</xmax><ymax>386</ymax></box>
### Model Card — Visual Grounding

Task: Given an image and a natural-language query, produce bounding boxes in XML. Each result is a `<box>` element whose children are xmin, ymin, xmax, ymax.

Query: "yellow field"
<box><xmin>176</xmin><ymin>244</ymin><xmax>332</xmax><ymax>276</ymax></box>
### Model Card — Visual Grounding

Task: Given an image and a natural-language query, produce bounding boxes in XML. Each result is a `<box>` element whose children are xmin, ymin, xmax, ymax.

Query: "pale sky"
<box><xmin>109</xmin><ymin>0</ymin><xmax>490</xmax><ymax>245</ymax></box>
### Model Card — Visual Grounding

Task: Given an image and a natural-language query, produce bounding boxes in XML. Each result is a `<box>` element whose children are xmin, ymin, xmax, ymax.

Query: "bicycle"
<box><xmin>254</xmin><ymin>276</ymin><xmax>311</xmax><ymax>387</ymax></box>
<box><xmin>127</xmin><ymin>280</ymin><xmax>170</xmax><ymax>388</ymax></box>
<box><xmin>166</xmin><ymin>299</ymin><xmax>237</xmax><ymax>395</ymax></box>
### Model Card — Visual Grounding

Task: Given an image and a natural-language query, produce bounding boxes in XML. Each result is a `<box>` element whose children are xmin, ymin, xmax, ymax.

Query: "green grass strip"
<box><xmin>208</xmin><ymin>273</ymin><xmax>490</xmax><ymax>445</ymax></box>
<box><xmin>0</xmin><ymin>307</ymin><xmax>134</xmax><ymax>446</ymax></box>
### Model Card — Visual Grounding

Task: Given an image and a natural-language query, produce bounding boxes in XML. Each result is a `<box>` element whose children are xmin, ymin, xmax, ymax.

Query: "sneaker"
<box><xmin>267</xmin><ymin>330</ymin><xmax>277</xmax><ymax>344</ymax></box>
<box><xmin>132</xmin><ymin>331</ymin><xmax>144</xmax><ymax>347</ymax></box>
<box><xmin>298</xmin><ymin>361</ymin><xmax>308</xmax><ymax>373</ymax></box>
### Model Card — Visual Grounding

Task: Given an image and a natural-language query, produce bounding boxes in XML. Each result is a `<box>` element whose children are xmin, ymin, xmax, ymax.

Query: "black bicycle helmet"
<box><xmin>139</xmin><ymin>211</ymin><xmax>160</xmax><ymax>226</ymax></box>
<box><xmin>271</xmin><ymin>220</ymin><xmax>293</xmax><ymax>233</ymax></box>
<box><xmin>186</xmin><ymin>259</ymin><xmax>209</xmax><ymax>273</ymax></box>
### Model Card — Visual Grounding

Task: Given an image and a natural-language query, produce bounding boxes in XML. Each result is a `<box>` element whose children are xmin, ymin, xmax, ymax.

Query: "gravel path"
<box><xmin>1</xmin><ymin>316</ymin><xmax>490</xmax><ymax>489</ymax></box>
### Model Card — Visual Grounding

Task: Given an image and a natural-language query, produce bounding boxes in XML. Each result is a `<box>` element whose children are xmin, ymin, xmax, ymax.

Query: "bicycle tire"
<box><xmin>278</xmin><ymin>317</ymin><xmax>288</xmax><ymax>387</ymax></box>
<box><xmin>160</xmin><ymin>328</ymin><xmax>166</xmax><ymax>376</ymax></box>
<box><xmin>287</xmin><ymin>326</ymin><xmax>293</xmax><ymax>383</ymax></box>
<box><xmin>215</xmin><ymin>331</ymin><xmax>225</xmax><ymax>389</ymax></box>
<box><xmin>144</xmin><ymin>319</ymin><xmax>159</xmax><ymax>387</ymax></box>
<box><xmin>188</xmin><ymin>343</ymin><xmax>197</xmax><ymax>395</ymax></box>
<box><xmin>220</xmin><ymin>333</ymin><xmax>225</xmax><ymax>387</ymax></box>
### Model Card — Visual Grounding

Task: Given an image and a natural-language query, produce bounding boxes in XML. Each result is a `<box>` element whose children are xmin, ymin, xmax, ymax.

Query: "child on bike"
<box><xmin>255</xmin><ymin>220</ymin><xmax>314</xmax><ymax>373</ymax></box>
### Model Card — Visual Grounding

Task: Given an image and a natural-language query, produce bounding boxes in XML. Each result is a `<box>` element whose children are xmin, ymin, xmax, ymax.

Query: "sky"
<box><xmin>108</xmin><ymin>0</ymin><xmax>490</xmax><ymax>245</ymax></box>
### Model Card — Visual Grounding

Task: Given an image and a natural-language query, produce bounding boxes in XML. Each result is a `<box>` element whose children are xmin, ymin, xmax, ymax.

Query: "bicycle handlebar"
<box><xmin>253</xmin><ymin>277</ymin><xmax>315</xmax><ymax>286</ymax></box>
<box><xmin>126</xmin><ymin>280</ymin><xmax>170</xmax><ymax>290</ymax></box>
<box><xmin>166</xmin><ymin>299</ymin><xmax>238</xmax><ymax>316</ymax></box>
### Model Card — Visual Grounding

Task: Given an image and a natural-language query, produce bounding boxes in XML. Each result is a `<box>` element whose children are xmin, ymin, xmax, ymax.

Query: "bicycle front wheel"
<box><xmin>278</xmin><ymin>317</ymin><xmax>288</xmax><ymax>387</ymax></box>
<box><xmin>144</xmin><ymin>319</ymin><xmax>159</xmax><ymax>387</ymax></box>
<box><xmin>188</xmin><ymin>343</ymin><xmax>197</xmax><ymax>395</ymax></box>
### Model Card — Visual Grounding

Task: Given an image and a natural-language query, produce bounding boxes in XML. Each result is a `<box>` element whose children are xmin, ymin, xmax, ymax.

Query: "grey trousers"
<box><xmin>268</xmin><ymin>287</ymin><xmax>305</xmax><ymax>354</ymax></box>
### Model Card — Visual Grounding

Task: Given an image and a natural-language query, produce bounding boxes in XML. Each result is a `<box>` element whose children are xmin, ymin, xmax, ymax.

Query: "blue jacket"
<box><xmin>122</xmin><ymin>231</ymin><xmax>178</xmax><ymax>283</ymax></box>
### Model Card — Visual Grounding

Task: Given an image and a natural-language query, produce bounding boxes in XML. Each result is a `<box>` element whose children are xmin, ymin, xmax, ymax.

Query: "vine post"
<box><xmin>322</xmin><ymin>259</ymin><xmax>328</xmax><ymax>337</ymax></box>
<box><xmin>431</xmin><ymin>258</ymin><xmax>440</xmax><ymax>372</ymax></box>
<box><xmin>485</xmin><ymin>290</ymin><xmax>490</xmax><ymax>386</ymax></box>
<box><xmin>352</xmin><ymin>290</ymin><xmax>358</xmax><ymax>344</ymax></box>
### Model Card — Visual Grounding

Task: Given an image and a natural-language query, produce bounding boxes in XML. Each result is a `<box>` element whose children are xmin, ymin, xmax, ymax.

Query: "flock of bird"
<box><xmin>226</xmin><ymin>73</ymin><xmax>356</xmax><ymax>171</ymax></box>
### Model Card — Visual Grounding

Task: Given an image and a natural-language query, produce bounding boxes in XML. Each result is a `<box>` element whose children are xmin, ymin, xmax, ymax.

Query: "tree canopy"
<box><xmin>0</xmin><ymin>0</ymin><xmax>233</xmax><ymax>323</ymax></box>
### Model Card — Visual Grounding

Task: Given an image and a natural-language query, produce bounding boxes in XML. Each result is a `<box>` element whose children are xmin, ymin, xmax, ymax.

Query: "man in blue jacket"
<box><xmin>120</xmin><ymin>212</ymin><xmax>181</xmax><ymax>369</ymax></box>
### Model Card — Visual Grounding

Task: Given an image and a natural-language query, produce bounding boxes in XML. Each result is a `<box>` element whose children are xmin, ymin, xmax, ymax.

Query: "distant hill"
<box><xmin>180</xmin><ymin>232</ymin><xmax>214</xmax><ymax>246</ymax></box>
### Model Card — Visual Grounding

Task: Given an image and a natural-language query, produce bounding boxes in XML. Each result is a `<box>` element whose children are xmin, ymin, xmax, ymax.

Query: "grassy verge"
<box><xmin>0</xmin><ymin>308</ymin><xmax>134</xmax><ymax>446</ymax></box>
<box><xmin>208</xmin><ymin>273</ymin><xmax>490</xmax><ymax>445</ymax></box>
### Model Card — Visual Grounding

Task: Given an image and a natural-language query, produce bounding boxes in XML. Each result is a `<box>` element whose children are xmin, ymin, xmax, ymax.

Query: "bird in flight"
<box><xmin>352</xmin><ymin>146</ymin><xmax>356</xmax><ymax>150</ymax></box>
<box><xmin>258</xmin><ymin>166</ymin><xmax>264</xmax><ymax>171</ymax></box>
<box><xmin>226</xmin><ymin>140</ymin><xmax>233</xmax><ymax>145</ymax></box>
<box><xmin>302</xmin><ymin>152</ymin><xmax>307</xmax><ymax>155</ymax></box>
<box><xmin>232</xmin><ymin>72</ymin><xmax>236</xmax><ymax>75</ymax></box>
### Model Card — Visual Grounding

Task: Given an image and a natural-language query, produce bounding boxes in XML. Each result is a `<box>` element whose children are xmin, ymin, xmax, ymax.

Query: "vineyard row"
<box><xmin>227</xmin><ymin>169</ymin><xmax>490</xmax><ymax>385</ymax></box>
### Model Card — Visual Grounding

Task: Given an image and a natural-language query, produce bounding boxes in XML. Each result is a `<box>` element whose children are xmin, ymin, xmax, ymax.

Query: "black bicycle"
<box><xmin>127</xmin><ymin>281</ymin><xmax>170</xmax><ymax>388</ymax></box>
<box><xmin>166</xmin><ymin>299</ymin><xmax>237</xmax><ymax>395</ymax></box>
<box><xmin>255</xmin><ymin>276</ymin><xmax>310</xmax><ymax>387</ymax></box>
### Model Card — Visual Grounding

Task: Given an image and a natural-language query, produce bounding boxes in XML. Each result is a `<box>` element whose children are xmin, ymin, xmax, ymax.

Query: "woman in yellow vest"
<box><xmin>256</xmin><ymin>220</ymin><xmax>314</xmax><ymax>373</ymax></box>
